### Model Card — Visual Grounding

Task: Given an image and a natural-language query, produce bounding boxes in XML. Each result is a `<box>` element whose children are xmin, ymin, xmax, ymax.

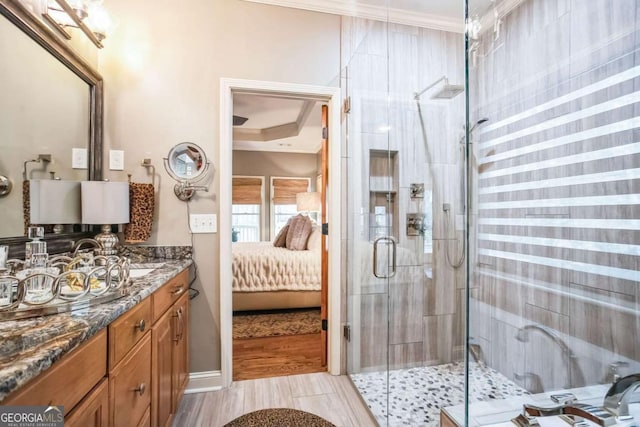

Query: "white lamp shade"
<box><xmin>30</xmin><ymin>180</ymin><xmax>82</xmax><ymax>224</ymax></box>
<box><xmin>81</xmin><ymin>181</ymin><xmax>130</xmax><ymax>225</ymax></box>
<box><xmin>296</xmin><ymin>192</ymin><xmax>321</xmax><ymax>213</ymax></box>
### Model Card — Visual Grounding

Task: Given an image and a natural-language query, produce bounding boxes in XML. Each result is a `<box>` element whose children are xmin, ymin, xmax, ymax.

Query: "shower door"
<box><xmin>343</xmin><ymin>75</ymin><xmax>395</xmax><ymax>425</ymax></box>
<box><xmin>342</xmin><ymin>11</ymin><xmax>467</xmax><ymax>424</ymax></box>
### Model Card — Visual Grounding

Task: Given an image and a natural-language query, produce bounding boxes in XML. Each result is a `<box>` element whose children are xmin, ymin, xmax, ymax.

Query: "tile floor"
<box><xmin>350</xmin><ymin>362</ymin><xmax>529</xmax><ymax>426</ymax></box>
<box><xmin>172</xmin><ymin>372</ymin><xmax>377</xmax><ymax>427</ymax></box>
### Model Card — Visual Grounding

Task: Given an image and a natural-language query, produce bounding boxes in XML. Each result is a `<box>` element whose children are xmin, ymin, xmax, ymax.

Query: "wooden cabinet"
<box><xmin>152</xmin><ymin>270</ymin><xmax>188</xmax><ymax>323</ymax></box>
<box><xmin>65</xmin><ymin>379</ymin><xmax>109</xmax><ymax>427</ymax></box>
<box><xmin>172</xmin><ymin>292</ymin><xmax>189</xmax><ymax>410</ymax></box>
<box><xmin>109</xmin><ymin>297</ymin><xmax>152</xmax><ymax>367</ymax></box>
<box><xmin>2</xmin><ymin>268</ymin><xmax>190</xmax><ymax>427</ymax></box>
<box><xmin>152</xmin><ymin>308</ymin><xmax>174</xmax><ymax>427</ymax></box>
<box><xmin>151</xmin><ymin>274</ymin><xmax>190</xmax><ymax>427</ymax></box>
<box><xmin>4</xmin><ymin>329</ymin><xmax>107</xmax><ymax>410</ymax></box>
<box><xmin>110</xmin><ymin>334</ymin><xmax>152</xmax><ymax>427</ymax></box>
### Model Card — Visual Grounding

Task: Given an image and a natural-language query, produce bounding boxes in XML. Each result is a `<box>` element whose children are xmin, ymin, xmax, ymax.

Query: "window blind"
<box><xmin>272</xmin><ymin>178</ymin><xmax>309</xmax><ymax>204</ymax></box>
<box><xmin>232</xmin><ymin>177</ymin><xmax>262</xmax><ymax>204</ymax></box>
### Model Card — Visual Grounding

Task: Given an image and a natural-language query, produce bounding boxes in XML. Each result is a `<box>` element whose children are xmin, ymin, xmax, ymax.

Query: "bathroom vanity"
<box><xmin>0</xmin><ymin>260</ymin><xmax>191</xmax><ymax>427</ymax></box>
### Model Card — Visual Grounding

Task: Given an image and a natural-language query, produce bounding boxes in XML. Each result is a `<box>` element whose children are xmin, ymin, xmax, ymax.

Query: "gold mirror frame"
<box><xmin>0</xmin><ymin>0</ymin><xmax>103</xmax><ymax>257</ymax></box>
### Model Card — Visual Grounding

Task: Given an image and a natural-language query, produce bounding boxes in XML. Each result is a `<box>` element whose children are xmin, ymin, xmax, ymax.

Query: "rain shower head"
<box><xmin>414</xmin><ymin>76</ymin><xmax>464</xmax><ymax>101</ymax></box>
<box><xmin>431</xmin><ymin>83</ymin><xmax>464</xmax><ymax>99</ymax></box>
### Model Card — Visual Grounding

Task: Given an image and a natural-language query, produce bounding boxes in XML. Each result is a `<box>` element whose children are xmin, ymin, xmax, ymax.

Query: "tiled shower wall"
<box><xmin>341</xmin><ymin>17</ymin><xmax>467</xmax><ymax>373</ymax></box>
<box><xmin>469</xmin><ymin>0</ymin><xmax>640</xmax><ymax>392</ymax></box>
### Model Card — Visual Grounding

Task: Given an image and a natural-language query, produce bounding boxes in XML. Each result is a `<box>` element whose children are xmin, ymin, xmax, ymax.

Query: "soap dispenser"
<box><xmin>25</xmin><ymin>226</ymin><xmax>47</xmax><ymax>268</ymax></box>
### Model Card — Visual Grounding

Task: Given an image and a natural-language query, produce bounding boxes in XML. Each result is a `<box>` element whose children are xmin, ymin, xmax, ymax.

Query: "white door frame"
<box><xmin>219</xmin><ymin>78</ymin><xmax>342</xmax><ymax>387</ymax></box>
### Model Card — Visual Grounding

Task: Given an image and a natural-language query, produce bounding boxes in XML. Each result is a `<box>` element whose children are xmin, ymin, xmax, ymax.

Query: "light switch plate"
<box><xmin>189</xmin><ymin>214</ymin><xmax>217</xmax><ymax>233</ymax></box>
<box><xmin>109</xmin><ymin>150</ymin><xmax>125</xmax><ymax>171</ymax></box>
<box><xmin>72</xmin><ymin>148</ymin><xmax>88</xmax><ymax>169</ymax></box>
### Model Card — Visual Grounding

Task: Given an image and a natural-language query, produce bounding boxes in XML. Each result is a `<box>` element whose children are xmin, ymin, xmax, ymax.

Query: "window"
<box><xmin>270</xmin><ymin>177</ymin><xmax>310</xmax><ymax>239</ymax></box>
<box><xmin>232</xmin><ymin>176</ymin><xmax>264</xmax><ymax>242</ymax></box>
<box><xmin>232</xmin><ymin>204</ymin><xmax>261</xmax><ymax>242</ymax></box>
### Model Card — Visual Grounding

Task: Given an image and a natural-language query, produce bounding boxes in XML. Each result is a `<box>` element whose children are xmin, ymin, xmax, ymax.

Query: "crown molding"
<box><xmin>241</xmin><ymin>0</ymin><xmax>464</xmax><ymax>33</ymax></box>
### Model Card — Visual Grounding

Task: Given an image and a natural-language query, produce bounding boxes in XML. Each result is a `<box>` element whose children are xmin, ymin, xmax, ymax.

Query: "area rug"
<box><xmin>233</xmin><ymin>308</ymin><xmax>321</xmax><ymax>339</ymax></box>
<box><xmin>224</xmin><ymin>408</ymin><xmax>335</xmax><ymax>427</ymax></box>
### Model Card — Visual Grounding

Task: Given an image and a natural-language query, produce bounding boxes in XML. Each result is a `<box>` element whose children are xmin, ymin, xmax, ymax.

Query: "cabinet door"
<box><xmin>65</xmin><ymin>378</ymin><xmax>109</xmax><ymax>427</ymax></box>
<box><xmin>110</xmin><ymin>334</ymin><xmax>152</xmax><ymax>427</ymax></box>
<box><xmin>172</xmin><ymin>293</ymin><xmax>190</xmax><ymax>411</ymax></box>
<box><xmin>152</xmin><ymin>308</ymin><xmax>174</xmax><ymax>427</ymax></box>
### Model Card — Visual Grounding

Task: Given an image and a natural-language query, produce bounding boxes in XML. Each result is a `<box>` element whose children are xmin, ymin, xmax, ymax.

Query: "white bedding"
<box><xmin>232</xmin><ymin>242</ymin><xmax>321</xmax><ymax>292</ymax></box>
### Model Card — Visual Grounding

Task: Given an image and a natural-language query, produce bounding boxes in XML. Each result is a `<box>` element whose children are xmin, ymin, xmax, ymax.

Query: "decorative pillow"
<box><xmin>273</xmin><ymin>222</ymin><xmax>290</xmax><ymax>247</ymax></box>
<box><xmin>306</xmin><ymin>224</ymin><xmax>322</xmax><ymax>251</ymax></box>
<box><xmin>286</xmin><ymin>214</ymin><xmax>313</xmax><ymax>251</ymax></box>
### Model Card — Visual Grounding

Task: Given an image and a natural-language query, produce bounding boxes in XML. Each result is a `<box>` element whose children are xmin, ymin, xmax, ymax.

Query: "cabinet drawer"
<box><xmin>109</xmin><ymin>298</ymin><xmax>151</xmax><ymax>369</ymax></box>
<box><xmin>152</xmin><ymin>269</ymin><xmax>188</xmax><ymax>322</ymax></box>
<box><xmin>109</xmin><ymin>334</ymin><xmax>151</xmax><ymax>427</ymax></box>
<box><xmin>65</xmin><ymin>378</ymin><xmax>109</xmax><ymax>427</ymax></box>
<box><xmin>4</xmin><ymin>329</ymin><xmax>106</xmax><ymax>412</ymax></box>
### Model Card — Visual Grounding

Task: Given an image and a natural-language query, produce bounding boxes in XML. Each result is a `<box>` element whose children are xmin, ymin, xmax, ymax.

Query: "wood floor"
<box><xmin>233</xmin><ymin>333</ymin><xmax>324</xmax><ymax>381</ymax></box>
<box><xmin>172</xmin><ymin>372</ymin><xmax>377</xmax><ymax>427</ymax></box>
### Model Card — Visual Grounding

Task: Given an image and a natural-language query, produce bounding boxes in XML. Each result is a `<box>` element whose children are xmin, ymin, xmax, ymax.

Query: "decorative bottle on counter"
<box><xmin>25</xmin><ymin>226</ymin><xmax>47</xmax><ymax>268</ymax></box>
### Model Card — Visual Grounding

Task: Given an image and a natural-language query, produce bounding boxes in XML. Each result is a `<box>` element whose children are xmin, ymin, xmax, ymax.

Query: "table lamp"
<box><xmin>29</xmin><ymin>180</ymin><xmax>82</xmax><ymax>234</ymax></box>
<box><xmin>296</xmin><ymin>192</ymin><xmax>321</xmax><ymax>222</ymax></box>
<box><xmin>81</xmin><ymin>181</ymin><xmax>130</xmax><ymax>256</ymax></box>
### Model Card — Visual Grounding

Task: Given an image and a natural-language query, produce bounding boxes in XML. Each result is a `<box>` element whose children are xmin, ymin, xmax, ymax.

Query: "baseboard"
<box><xmin>185</xmin><ymin>370</ymin><xmax>223</xmax><ymax>394</ymax></box>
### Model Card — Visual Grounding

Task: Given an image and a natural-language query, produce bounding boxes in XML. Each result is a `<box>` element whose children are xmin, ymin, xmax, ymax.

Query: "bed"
<box><xmin>232</xmin><ymin>240</ymin><xmax>321</xmax><ymax>311</ymax></box>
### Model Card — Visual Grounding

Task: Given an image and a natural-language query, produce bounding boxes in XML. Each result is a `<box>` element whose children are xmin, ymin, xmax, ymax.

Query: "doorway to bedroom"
<box><xmin>229</xmin><ymin>91</ymin><xmax>329</xmax><ymax>381</ymax></box>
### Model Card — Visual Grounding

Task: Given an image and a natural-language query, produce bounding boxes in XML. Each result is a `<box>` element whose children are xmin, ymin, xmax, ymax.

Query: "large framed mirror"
<box><xmin>0</xmin><ymin>0</ymin><xmax>103</xmax><ymax>256</ymax></box>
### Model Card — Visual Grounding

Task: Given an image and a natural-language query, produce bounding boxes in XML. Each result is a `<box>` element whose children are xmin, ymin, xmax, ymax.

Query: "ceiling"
<box><xmin>241</xmin><ymin>0</ymin><xmax>497</xmax><ymax>32</ymax></box>
<box><xmin>233</xmin><ymin>93</ymin><xmax>322</xmax><ymax>154</ymax></box>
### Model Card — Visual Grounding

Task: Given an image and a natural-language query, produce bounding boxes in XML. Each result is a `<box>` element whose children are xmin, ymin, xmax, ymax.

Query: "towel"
<box><xmin>23</xmin><ymin>180</ymin><xmax>30</xmax><ymax>235</ymax></box>
<box><xmin>124</xmin><ymin>183</ymin><xmax>155</xmax><ymax>243</ymax></box>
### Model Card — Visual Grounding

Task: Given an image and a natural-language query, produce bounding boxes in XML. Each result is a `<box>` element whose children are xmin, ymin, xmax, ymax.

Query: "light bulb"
<box><xmin>86</xmin><ymin>3</ymin><xmax>116</xmax><ymax>41</ymax></box>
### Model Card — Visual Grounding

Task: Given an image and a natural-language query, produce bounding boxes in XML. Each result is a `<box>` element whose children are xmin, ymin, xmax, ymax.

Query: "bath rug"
<box><xmin>224</xmin><ymin>408</ymin><xmax>335</xmax><ymax>427</ymax></box>
<box><xmin>233</xmin><ymin>308</ymin><xmax>320</xmax><ymax>339</ymax></box>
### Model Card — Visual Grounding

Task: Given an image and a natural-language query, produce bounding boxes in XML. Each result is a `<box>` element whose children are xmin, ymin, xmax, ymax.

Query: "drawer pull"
<box><xmin>173</xmin><ymin>307</ymin><xmax>182</xmax><ymax>345</ymax></box>
<box><xmin>172</xmin><ymin>286</ymin><xmax>185</xmax><ymax>296</ymax></box>
<box><xmin>134</xmin><ymin>319</ymin><xmax>146</xmax><ymax>332</ymax></box>
<box><xmin>133</xmin><ymin>383</ymin><xmax>146</xmax><ymax>396</ymax></box>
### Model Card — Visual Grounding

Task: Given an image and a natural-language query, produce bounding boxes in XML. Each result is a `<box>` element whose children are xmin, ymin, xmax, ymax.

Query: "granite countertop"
<box><xmin>0</xmin><ymin>258</ymin><xmax>192</xmax><ymax>402</ymax></box>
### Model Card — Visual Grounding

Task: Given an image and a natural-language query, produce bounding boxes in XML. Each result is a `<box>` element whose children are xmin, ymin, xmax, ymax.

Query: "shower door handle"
<box><xmin>373</xmin><ymin>236</ymin><xmax>397</xmax><ymax>279</ymax></box>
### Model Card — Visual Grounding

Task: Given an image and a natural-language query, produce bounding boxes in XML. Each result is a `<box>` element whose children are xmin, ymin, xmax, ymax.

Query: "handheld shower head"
<box><xmin>469</xmin><ymin>117</ymin><xmax>489</xmax><ymax>133</ymax></box>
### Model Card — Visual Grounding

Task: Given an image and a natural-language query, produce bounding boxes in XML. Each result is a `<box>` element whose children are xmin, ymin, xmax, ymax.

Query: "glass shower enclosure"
<box><xmin>342</xmin><ymin>0</ymin><xmax>640</xmax><ymax>426</ymax></box>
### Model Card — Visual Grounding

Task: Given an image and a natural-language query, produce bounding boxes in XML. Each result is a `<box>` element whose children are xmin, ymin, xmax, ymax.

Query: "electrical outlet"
<box><xmin>109</xmin><ymin>150</ymin><xmax>125</xmax><ymax>171</ymax></box>
<box><xmin>72</xmin><ymin>148</ymin><xmax>88</xmax><ymax>169</ymax></box>
<box><xmin>189</xmin><ymin>214</ymin><xmax>217</xmax><ymax>233</ymax></box>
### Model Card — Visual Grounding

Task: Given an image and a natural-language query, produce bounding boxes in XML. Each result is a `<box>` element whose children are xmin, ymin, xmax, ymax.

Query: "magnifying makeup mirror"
<box><xmin>163</xmin><ymin>142</ymin><xmax>211</xmax><ymax>201</ymax></box>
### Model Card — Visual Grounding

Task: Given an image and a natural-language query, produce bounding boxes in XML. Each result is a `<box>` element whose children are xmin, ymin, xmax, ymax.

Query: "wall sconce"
<box><xmin>39</xmin><ymin>0</ymin><xmax>116</xmax><ymax>48</ymax></box>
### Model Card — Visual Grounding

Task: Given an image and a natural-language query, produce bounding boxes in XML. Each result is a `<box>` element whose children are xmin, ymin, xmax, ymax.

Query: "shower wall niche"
<box><xmin>369</xmin><ymin>150</ymin><xmax>398</xmax><ymax>241</ymax></box>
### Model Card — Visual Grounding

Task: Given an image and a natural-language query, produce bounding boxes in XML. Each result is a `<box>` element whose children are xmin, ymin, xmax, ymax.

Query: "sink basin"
<box><xmin>129</xmin><ymin>268</ymin><xmax>156</xmax><ymax>279</ymax></box>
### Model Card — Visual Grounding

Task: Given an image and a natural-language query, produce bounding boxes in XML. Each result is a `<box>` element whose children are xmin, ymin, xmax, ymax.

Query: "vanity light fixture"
<box><xmin>39</xmin><ymin>0</ymin><xmax>116</xmax><ymax>48</ymax></box>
